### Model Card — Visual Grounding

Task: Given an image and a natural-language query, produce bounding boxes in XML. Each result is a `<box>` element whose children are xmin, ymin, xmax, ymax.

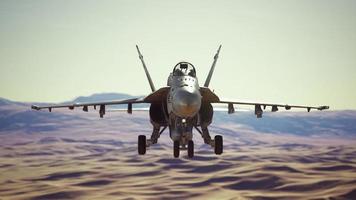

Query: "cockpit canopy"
<box><xmin>173</xmin><ymin>62</ymin><xmax>196</xmax><ymax>77</ymax></box>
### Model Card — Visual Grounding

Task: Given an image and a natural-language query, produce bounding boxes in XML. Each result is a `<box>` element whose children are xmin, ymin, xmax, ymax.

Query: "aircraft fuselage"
<box><xmin>165</xmin><ymin>62</ymin><xmax>202</xmax><ymax>146</ymax></box>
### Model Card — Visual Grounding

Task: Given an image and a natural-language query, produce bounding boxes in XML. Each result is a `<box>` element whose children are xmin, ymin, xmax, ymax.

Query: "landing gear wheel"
<box><xmin>173</xmin><ymin>141</ymin><xmax>180</xmax><ymax>158</ymax></box>
<box><xmin>138</xmin><ymin>135</ymin><xmax>146</xmax><ymax>155</ymax></box>
<box><xmin>214</xmin><ymin>135</ymin><xmax>223</xmax><ymax>155</ymax></box>
<box><xmin>188</xmin><ymin>140</ymin><xmax>194</xmax><ymax>158</ymax></box>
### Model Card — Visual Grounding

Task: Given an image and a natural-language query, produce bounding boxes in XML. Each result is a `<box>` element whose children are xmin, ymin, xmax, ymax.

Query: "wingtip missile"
<box><xmin>318</xmin><ymin>106</ymin><xmax>329</xmax><ymax>110</ymax></box>
<box><xmin>31</xmin><ymin>105</ymin><xmax>40</xmax><ymax>110</ymax></box>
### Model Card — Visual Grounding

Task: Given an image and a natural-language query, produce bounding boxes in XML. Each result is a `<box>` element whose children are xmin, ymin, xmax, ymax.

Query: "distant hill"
<box><xmin>0</xmin><ymin>97</ymin><xmax>26</xmax><ymax>106</ymax></box>
<box><xmin>214</xmin><ymin>110</ymin><xmax>356</xmax><ymax>137</ymax></box>
<box><xmin>0</xmin><ymin>93</ymin><xmax>140</xmax><ymax>133</ymax></box>
<box><xmin>70</xmin><ymin>93</ymin><xmax>138</xmax><ymax>103</ymax></box>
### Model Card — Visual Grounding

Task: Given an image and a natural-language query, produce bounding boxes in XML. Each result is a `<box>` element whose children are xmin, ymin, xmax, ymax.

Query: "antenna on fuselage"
<box><xmin>136</xmin><ymin>45</ymin><xmax>156</xmax><ymax>92</ymax></box>
<box><xmin>204</xmin><ymin>45</ymin><xmax>222</xmax><ymax>87</ymax></box>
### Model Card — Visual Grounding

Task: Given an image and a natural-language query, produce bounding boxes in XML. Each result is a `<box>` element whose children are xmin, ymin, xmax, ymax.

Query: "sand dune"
<box><xmin>0</xmin><ymin>131</ymin><xmax>355</xmax><ymax>200</ymax></box>
<box><xmin>0</xmin><ymin>102</ymin><xmax>356</xmax><ymax>199</ymax></box>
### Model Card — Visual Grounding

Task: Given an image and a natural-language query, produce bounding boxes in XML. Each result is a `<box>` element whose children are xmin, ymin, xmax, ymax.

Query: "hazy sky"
<box><xmin>0</xmin><ymin>0</ymin><xmax>355</xmax><ymax>109</ymax></box>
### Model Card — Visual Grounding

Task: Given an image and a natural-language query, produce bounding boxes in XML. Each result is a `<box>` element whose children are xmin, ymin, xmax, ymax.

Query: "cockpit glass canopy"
<box><xmin>173</xmin><ymin>62</ymin><xmax>196</xmax><ymax>77</ymax></box>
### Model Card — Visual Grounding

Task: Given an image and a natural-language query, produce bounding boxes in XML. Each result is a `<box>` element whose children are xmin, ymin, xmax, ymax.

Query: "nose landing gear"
<box><xmin>172</xmin><ymin>140</ymin><xmax>194</xmax><ymax>158</ymax></box>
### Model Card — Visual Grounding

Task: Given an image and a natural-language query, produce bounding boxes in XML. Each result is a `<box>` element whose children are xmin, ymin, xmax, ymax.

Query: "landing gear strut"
<box><xmin>138</xmin><ymin>135</ymin><xmax>146</xmax><ymax>155</ymax></box>
<box><xmin>195</xmin><ymin>126</ymin><xmax>223</xmax><ymax>155</ymax></box>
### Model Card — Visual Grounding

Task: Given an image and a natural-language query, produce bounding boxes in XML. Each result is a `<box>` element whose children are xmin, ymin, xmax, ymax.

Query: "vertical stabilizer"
<box><xmin>136</xmin><ymin>45</ymin><xmax>156</xmax><ymax>92</ymax></box>
<box><xmin>204</xmin><ymin>45</ymin><xmax>222</xmax><ymax>87</ymax></box>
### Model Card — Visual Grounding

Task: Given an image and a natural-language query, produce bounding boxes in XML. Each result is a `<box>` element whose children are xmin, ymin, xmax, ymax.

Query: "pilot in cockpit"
<box><xmin>173</xmin><ymin>62</ymin><xmax>196</xmax><ymax>77</ymax></box>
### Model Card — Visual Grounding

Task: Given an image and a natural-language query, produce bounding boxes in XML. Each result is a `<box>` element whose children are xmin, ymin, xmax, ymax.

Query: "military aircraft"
<box><xmin>31</xmin><ymin>45</ymin><xmax>329</xmax><ymax>158</ymax></box>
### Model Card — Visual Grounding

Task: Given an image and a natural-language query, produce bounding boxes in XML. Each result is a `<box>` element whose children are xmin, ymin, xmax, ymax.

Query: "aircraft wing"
<box><xmin>31</xmin><ymin>97</ymin><xmax>145</xmax><ymax>118</ymax></box>
<box><xmin>107</xmin><ymin>107</ymin><xmax>149</xmax><ymax>112</ymax></box>
<box><xmin>215</xmin><ymin>100</ymin><xmax>329</xmax><ymax>118</ymax></box>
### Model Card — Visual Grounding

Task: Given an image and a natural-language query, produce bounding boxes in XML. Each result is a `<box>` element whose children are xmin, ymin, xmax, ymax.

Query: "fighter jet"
<box><xmin>31</xmin><ymin>45</ymin><xmax>329</xmax><ymax>158</ymax></box>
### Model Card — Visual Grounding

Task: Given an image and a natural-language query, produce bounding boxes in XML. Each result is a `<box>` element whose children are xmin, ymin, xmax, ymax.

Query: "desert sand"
<box><xmin>0</xmin><ymin>110</ymin><xmax>356</xmax><ymax>200</ymax></box>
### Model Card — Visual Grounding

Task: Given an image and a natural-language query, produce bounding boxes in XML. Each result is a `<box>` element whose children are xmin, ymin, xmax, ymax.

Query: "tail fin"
<box><xmin>204</xmin><ymin>45</ymin><xmax>222</xmax><ymax>87</ymax></box>
<box><xmin>136</xmin><ymin>45</ymin><xmax>156</xmax><ymax>92</ymax></box>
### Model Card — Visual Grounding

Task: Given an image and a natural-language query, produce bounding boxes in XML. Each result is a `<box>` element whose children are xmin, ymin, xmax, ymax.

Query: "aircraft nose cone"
<box><xmin>172</xmin><ymin>89</ymin><xmax>201</xmax><ymax>117</ymax></box>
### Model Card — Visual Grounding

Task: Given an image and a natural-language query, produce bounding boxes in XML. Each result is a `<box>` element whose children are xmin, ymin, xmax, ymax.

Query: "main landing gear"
<box><xmin>214</xmin><ymin>135</ymin><xmax>223</xmax><ymax>155</ymax></box>
<box><xmin>195</xmin><ymin>126</ymin><xmax>223</xmax><ymax>155</ymax></box>
<box><xmin>138</xmin><ymin>135</ymin><xmax>223</xmax><ymax>158</ymax></box>
<box><xmin>138</xmin><ymin>135</ymin><xmax>146</xmax><ymax>155</ymax></box>
<box><xmin>173</xmin><ymin>141</ymin><xmax>180</xmax><ymax>158</ymax></box>
<box><xmin>138</xmin><ymin>126</ymin><xmax>166</xmax><ymax>155</ymax></box>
